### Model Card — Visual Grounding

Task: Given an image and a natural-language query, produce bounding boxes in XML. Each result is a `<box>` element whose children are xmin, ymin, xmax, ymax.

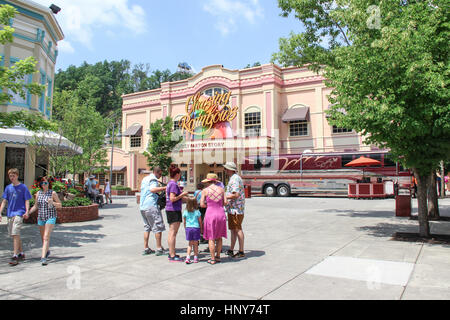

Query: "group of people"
<box><xmin>84</xmin><ymin>175</ymin><xmax>112</xmax><ymax>206</ymax></box>
<box><xmin>1</xmin><ymin>169</ymin><xmax>61</xmax><ymax>266</ymax></box>
<box><xmin>139</xmin><ymin>162</ymin><xmax>246</xmax><ymax>265</ymax></box>
<box><xmin>1</xmin><ymin>162</ymin><xmax>246</xmax><ymax>267</ymax></box>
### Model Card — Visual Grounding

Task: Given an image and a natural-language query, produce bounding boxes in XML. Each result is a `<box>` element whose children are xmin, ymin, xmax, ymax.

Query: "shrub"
<box><xmin>62</xmin><ymin>197</ymin><xmax>92</xmax><ymax>207</ymax></box>
<box><xmin>111</xmin><ymin>185</ymin><xmax>131</xmax><ymax>191</ymax></box>
<box><xmin>67</xmin><ymin>188</ymin><xmax>80</xmax><ymax>196</ymax></box>
<box><xmin>52</xmin><ymin>181</ymin><xmax>67</xmax><ymax>193</ymax></box>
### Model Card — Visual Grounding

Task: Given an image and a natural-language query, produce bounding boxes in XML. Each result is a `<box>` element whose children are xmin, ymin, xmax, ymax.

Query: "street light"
<box><xmin>104</xmin><ymin>121</ymin><xmax>122</xmax><ymax>202</ymax></box>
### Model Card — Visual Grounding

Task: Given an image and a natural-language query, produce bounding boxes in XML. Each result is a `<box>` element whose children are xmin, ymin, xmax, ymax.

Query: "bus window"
<box><xmin>383</xmin><ymin>154</ymin><xmax>396</xmax><ymax>167</ymax></box>
<box><xmin>341</xmin><ymin>154</ymin><xmax>354</xmax><ymax>167</ymax></box>
<box><xmin>369</xmin><ymin>154</ymin><xmax>382</xmax><ymax>167</ymax></box>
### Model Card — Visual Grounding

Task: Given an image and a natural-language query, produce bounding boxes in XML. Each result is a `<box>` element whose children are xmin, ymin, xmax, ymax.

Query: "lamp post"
<box><xmin>104</xmin><ymin>121</ymin><xmax>122</xmax><ymax>202</ymax></box>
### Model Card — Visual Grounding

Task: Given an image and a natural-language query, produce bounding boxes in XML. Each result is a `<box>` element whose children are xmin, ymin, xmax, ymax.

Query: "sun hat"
<box><xmin>202</xmin><ymin>173</ymin><xmax>219</xmax><ymax>183</ymax></box>
<box><xmin>223</xmin><ymin>162</ymin><xmax>237</xmax><ymax>172</ymax></box>
<box><xmin>89</xmin><ymin>175</ymin><xmax>95</xmax><ymax>179</ymax></box>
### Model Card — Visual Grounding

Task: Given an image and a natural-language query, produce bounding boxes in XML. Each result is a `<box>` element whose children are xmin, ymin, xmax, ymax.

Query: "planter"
<box><xmin>111</xmin><ymin>190</ymin><xmax>136</xmax><ymax>196</ymax></box>
<box><xmin>24</xmin><ymin>204</ymin><xmax>99</xmax><ymax>224</ymax></box>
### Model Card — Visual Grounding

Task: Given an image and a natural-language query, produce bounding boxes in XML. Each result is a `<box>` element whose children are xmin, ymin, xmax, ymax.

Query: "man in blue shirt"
<box><xmin>140</xmin><ymin>167</ymin><xmax>167</xmax><ymax>256</ymax></box>
<box><xmin>0</xmin><ymin>168</ymin><xmax>32</xmax><ymax>266</ymax></box>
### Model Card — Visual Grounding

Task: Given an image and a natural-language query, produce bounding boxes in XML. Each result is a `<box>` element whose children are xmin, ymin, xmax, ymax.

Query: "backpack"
<box><xmin>150</xmin><ymin>179</ymin><xmax>166</xmax><ymax>210</ymax></box>
<box><xmin>157</xmin><ymin>190</ymin><xmax>166</xmax><ymax>210</ymax></box>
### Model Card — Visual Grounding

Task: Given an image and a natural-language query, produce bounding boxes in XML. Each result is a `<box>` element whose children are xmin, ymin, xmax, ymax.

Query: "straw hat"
<box><xmin>202</xmin><ymin>173</ymin><xmax>219</xmax><ymax>183</ymax></box>
<box><xmin>223</xmin><ymin>162</ymin><xmax>237</xmax><ymax>172</ymax></box>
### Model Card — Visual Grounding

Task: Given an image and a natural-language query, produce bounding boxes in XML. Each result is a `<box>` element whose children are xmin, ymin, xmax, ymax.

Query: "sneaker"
<box><xmin>40</xmin><ymin>258</ymin><xmax>48</xmax><ymax>266</ymax></box>
<box><xmin>185</xmin><ymin>258</ymin><xmax>192</xmax><ymax>264</ymax></box>
<box><xmin>155</xmin><ymin>249</ymin><xmax>165</xmax><ymax>256</ymax></box>
<box><xmin>9</xmin><ymin>256</ymin><xmax>19</xmax><ymax>266</ymax></box>
<box><xmin>18</xmin><ymin>253</ymin><xmax>25</xmax><ymax>260</ymax></box>
<box><xmin>193</xmin><ymin>256</ymin><xmax>199</xmax><ymax>263</ymax></box>
<box><xmin>142</xmin><ymin>248</ymin><xmax>155</xmax><ymax>255</ymax></box>
<box><xmin>168</xmin><ymin>255</ymin><xmax>183</xmax><ymax>262</ymax></box>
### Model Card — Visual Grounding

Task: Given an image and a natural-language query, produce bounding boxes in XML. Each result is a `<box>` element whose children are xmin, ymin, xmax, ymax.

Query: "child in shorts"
<box><xmin>194</xmin><ymin>183</ymin><xmax>207</xmax><ymax>243</ymax></box>
<box><xmin>182</xmin><ymin>197</ymin><xmax>202</xmax><ymax>264</ymax></box>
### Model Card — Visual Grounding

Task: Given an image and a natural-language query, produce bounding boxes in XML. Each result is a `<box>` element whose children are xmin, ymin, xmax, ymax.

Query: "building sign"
<box><xmin>179</xmin><ymin>92</ymin><xmax>238</xmax><ymax>138</ymax></box>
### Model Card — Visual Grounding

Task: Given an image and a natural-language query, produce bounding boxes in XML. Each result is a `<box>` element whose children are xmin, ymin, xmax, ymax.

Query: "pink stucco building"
<box><xmin>105</xmin><ymin>63</ymin><xmax>370</xmax><ymax>191</ymax></box>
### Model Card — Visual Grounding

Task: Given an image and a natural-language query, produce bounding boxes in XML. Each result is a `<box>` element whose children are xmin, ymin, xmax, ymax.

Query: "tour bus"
<box><xmin>241</xmin><ymin>151</ymin><xmax>412</xmax><ymax>197</ymax></box>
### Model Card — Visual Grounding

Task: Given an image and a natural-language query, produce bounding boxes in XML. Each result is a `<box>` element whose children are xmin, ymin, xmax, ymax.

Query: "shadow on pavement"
<box><xmin>327</xmin><ymin>209</ymin><xmax>395</xmax><ymax>218</ymax></box>
<box><xmin>99</xmin><ymin>203</ymin><xmax>128</xmax><ymax>210</ymax></box>
<box><xmin>357</xmin><ymin>222</ymin><xmax>418</xmax><ymax>238</ymax></box>
<box><xmin>50</xmin><ymin>224</ymin><xmax>106</xmax><ymax>248</ymax></box>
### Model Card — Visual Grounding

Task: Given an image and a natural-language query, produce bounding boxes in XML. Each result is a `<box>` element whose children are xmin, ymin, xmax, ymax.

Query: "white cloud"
<box><xmin>57</xmin><ymin>39</ymin><xmax>74</xmax><ymax>53</ymax></box>
<box><xmin>203</xmin><ymin>0</ymin><xmax>264</xmax><ymax>35</ymax></box>
<box><xmin>32</xmin><ymin>0</ymin><xmax>147</xmax><ymax>49</ymax></box>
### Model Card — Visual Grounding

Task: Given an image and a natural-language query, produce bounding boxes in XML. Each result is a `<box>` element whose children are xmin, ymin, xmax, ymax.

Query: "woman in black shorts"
<box><xmin>166</xmin><ymin>164</ymin><xmax>188</xmax><ymax>262</ymax></box>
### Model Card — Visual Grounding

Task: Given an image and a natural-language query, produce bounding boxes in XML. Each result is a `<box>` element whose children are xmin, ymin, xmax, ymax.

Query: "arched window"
<box><xmin>244</xmin><ymin>106</ymin><xmax>261</xmax><ymax>137</ymax></box>
<box><xmin>202</xmin><ymin>87</ymin><xmax>228</xmax><ymax>97</ymax></box>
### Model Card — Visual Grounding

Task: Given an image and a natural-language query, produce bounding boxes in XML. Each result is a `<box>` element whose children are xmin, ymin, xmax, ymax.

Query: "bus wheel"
<box><xmin>277</xmin><ymin>184</ymin><xmax>291</xmax><ymax>197</ymax></box>
<box><xmin>264</xmin><ymin>185</ymin><xmax>276</xmax><ymax>197</ymax></box>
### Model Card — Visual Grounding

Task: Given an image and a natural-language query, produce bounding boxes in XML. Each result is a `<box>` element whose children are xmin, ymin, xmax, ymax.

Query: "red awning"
<box><xmin>123</xmin><ymin>124</ymin><xmax>142</xmax><ymax>137</ymax></box>
<box><xmin>282</xmin><ymin>107</ymin><xmax>309</xmax><ymax>123</ymax></box>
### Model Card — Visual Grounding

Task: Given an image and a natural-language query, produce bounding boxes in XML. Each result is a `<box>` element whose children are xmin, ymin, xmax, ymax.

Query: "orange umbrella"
<box><xmin>345</xmin><ymin>156</ymin><xmax>381</xmax><ymax>167</ymax></box>
<box><xmin>345</xmin><ymin>156</ymin><xmax>381</xmax><ymax>180</ymax></box>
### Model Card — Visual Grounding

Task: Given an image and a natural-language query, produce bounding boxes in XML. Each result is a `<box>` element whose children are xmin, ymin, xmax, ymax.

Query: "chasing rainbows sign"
<box><xmin>179</xmin><ymin>92</ymin><xmax>238</xmax><ymax>136</ymax></box>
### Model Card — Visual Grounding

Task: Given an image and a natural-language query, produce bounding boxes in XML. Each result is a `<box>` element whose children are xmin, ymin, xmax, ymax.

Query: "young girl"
<box><xmin>30</xmin><ymin>176</ymin><xmax>62</xmax><ymax>266</ymax></box>
<box><xmin>183</xmin><ymin>197</ymin><xmax>202</xmax><ymax>264</ymax></box>
<box><xmin>194</xmin><ymin>183</ymin><xmax>207</xmax><ymax>244</ymax></box>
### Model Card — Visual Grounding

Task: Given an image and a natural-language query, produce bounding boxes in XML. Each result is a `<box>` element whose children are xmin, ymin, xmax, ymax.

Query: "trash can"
<box><xmin>244</xmin><ymin>184</ymin><xmax>252</xmax><ymax>199</ymax></box>
<box><xmin>395</xmin><ymin>187</ymin><xmax>411</xmax><ymax>217</ymax></box>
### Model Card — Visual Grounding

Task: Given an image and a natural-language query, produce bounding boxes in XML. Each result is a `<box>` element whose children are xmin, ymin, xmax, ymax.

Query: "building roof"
<box><xmin>6</xmin><ymin>0</ymin><xmax>64</xmax><ymax>41</ymax></box>
<box><xmin>0</xmin><ymin>126</ymin><xmax>82</xmax><ymax>155</ymax></box>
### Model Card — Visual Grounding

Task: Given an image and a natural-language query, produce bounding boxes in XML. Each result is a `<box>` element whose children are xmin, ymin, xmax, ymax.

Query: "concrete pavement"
<box><xmin>0</xmin><ymin>196</ymin><xmax>449</xmax><ymax>300</ymax></box>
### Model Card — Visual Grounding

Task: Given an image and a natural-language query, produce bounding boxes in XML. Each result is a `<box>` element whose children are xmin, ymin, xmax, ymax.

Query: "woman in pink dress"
<box><xmin>200</xmin><ymin>173</ymin><xmax>228</xmax><ymax>265</ymax></box>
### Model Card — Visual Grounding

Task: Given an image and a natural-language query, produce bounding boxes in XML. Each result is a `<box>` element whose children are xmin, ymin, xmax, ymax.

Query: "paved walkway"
<box><xmin>0</xmin><ymin>196</ymin><xmax>449</xmax><ymax>300</ymax></box>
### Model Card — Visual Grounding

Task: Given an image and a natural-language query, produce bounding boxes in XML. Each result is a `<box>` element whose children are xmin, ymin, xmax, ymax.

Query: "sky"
<box><xmin>32</xmin><ymin>0</ymin><xmax>304</xmax><ymax>74</ymax></box>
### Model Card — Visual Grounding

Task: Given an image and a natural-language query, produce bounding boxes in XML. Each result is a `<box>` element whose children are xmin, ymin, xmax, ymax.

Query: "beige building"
<box><xmin>0</xmin><ymin>0</ymin><xmax>64</xmax><ymax>191</ymax></box>
<box><xmin>108</xmin><ymin>63</ymin><xmax>371</xmax><ymax>192</ymax></box>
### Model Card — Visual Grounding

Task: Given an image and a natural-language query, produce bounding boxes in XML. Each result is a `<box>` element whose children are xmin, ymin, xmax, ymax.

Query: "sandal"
<box><xmin>215</xmin><ymin>256</ymin><xmax>221</xmax><ymax>263</ymax></box>
<box><xmin>225</xmin><ymin>250</ymin><xmax>234</xmax><ymax>256</ymax></box>
<box><xmin>207</xmin><ymin>259</ymin><xmax>217</xmax><ymax>265</ymax></box>
<box><xmin>233</xmin><ymin>251</ymin><xmax>245</xmax><ymax>258</ymax></box>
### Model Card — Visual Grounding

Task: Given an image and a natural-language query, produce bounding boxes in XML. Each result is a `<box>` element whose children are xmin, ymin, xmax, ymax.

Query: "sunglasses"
<box><xmin>41</xmin><ymin>182</ymin><xmax>49</xmax><ymax>185</ymax></box>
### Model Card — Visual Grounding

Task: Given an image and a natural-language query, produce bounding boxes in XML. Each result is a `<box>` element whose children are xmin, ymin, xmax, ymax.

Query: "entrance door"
<box><xmin>4</xmin><ymin>147</ymin><xmax>26</xmax><ymax>186</ymax></box>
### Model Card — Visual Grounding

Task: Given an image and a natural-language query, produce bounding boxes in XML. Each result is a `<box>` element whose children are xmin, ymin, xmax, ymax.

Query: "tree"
<box><xmin>143</xmin><ymin>117</ymin><xmax>182</xmax><ymax>177</ymax></box>
<box><xmin>273</xmin><ymin>0</ymin><xmax>450</xmax><ymax>237</ymax></box>
<box><xmin>244</xmin><ymin>62</ymin><xmax>262</xmax><ymax>68</ymax></box>
<box><xmin>52</xmin><ymin>91</ymin><xmax>107</xmax><ymax>177</ymax></box>
<box><xmin>0</xmin><ymin>4</ymin><xmax>52</xmax><ymax>130</ymax></box>
<box><xmin>54</xmin><ymin>61</ymin><xmax>193</xmax><ymax>117</ymax></box>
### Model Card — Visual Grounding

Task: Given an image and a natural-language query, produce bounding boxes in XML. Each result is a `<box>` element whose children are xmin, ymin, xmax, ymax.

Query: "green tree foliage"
<box><xmin>0</xmin><ymin>4</ymin><xmax>52</xmax><ymax>130</ymax></box>
<box><xmin>54</xmin><ymin>60</ymin><xmax>193</xmax><ymax>117</ymax></box>
<box><xmin>273</xmin><ymin>0</ymin><xmax>450</xmax><ymax>237</ymax></box>
<box><xmin>244</xmin><ymin>62</ymin><xmax>262</xmax><ymax>68</ymax></box>
<box><xmin>56</xmin><ymin>95</ymin><xmax>108</xmax><ymax>177</ymax></box>
<box><xmin>143</xmin><ymin>117</ymin><xmax>182</xmax><ymax>177</ymax></box>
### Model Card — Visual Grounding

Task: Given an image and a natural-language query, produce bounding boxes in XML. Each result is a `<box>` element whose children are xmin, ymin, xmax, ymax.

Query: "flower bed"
<box><xmin>24</xmin><ymin>204</ymin><xmax>99</xmax><ymax>224</ymax></box>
